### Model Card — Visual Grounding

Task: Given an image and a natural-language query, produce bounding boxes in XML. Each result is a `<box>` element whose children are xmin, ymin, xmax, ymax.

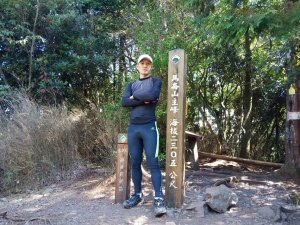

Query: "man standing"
<box><xmin>121</xmin><ymin>54</ymin><xmax>166</xmax><ymax>217</ymax></box>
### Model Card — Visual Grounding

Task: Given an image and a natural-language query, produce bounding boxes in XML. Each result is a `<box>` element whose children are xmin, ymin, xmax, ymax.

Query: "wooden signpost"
<box><xmin>115</xmin><ymin>133</ymin><xmax>131</xmax><ymax>204</ymax></box>
<box><xmin>165</xmin><ymin>49</ymin><xmax>187</xmax><ymax>208</ymax></box>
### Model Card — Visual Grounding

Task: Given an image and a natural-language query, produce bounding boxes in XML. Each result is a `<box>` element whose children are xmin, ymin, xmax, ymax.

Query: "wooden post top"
<box><xmin>118</xmin><ymin>133</ymin><xmax>128</xmax><ymax>144</ymax></box>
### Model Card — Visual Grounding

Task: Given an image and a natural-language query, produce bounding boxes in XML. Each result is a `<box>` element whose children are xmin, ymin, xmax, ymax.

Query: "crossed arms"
<box><xmin>121</xmin><ymin>78</ymin><xmax>162</xmax><ymax>107</ymax></box>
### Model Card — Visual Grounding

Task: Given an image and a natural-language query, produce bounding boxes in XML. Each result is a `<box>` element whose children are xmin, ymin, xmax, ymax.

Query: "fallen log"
<box><xmin>187</xmin><ymin>168</ymin><xmax>272</xmax><ymax>179</ymax></box>
<box><xmin>199</xmin><ymin>151</ymin><xmax>283</xmax><ymax>169</ymax></box>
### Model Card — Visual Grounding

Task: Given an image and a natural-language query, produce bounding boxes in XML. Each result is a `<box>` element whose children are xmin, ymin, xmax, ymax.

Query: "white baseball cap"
<box><xmin>137</xmin><ymin>54</ymin><xmax>153</xmax><ymax>63</ymax></box>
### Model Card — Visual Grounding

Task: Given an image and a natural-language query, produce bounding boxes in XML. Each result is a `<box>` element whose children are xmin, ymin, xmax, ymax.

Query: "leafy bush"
<box><xmin>33</xmin><ymin>72</ymin><xmax>68</xmax><ymax>105</ymax></box>
<box><xmin>0</xmin><ymin>85</ymin><xmax>10</xmax><ymax>98</ymax></box>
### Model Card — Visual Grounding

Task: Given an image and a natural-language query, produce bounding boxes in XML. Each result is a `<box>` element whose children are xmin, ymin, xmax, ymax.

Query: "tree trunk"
<box><xmin>240</xmin><ymin>26</ymin><xmax>253</xmax><ymax>158</ymax></box>
<box><xmin>28</xmin><ymin>0</ymin><xmax>40</xmax><ymax>89</ymax></box>
<box><xmin>118</xmin><ymin>33</ymin><xmax>127</xmax><ymax>92</ymax></box>
<box><xmin>284</xmin><ymin>40</ymin><xmax>300</xmax><ymax>174</ymax></box>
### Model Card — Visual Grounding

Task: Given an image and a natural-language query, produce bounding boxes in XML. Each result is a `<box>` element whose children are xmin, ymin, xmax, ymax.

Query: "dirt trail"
<box><xmin>0</xmin><ymin>160</ymin><xmax>300</xmax><ymax>225</ymax></box>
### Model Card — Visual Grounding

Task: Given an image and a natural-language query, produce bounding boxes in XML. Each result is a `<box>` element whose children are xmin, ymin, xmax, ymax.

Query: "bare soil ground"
<box><xmin>1</xmin><ymin>159</ymin><xmax>300</xmax><ymax>225</ymax></box>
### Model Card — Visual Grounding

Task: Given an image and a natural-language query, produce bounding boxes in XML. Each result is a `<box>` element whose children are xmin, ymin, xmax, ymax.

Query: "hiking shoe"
<box><xmin>153</xmin><ymin>197</ymin><xmax>166</xmax><ymax>217</ymax></box>
<box><xmin>123</xmin><ymin>193</ymin><xmax>143</xmax><ymax>209</ymax></box>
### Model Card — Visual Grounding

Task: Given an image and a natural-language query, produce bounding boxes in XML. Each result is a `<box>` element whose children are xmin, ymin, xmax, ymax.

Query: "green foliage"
<box><xmin>158</xmin><ymin>134</ymin><xmax>167</xmax><ymax>168</ymax></box>
<box><xmin>33</xmin><ymin>72</ymin><xmax>68</xmax><ymax>104</ymax></box>
<box><xmin>0</xmin><ymin>0</ymin><xmax>129</xmax><ymax>107</ymax></box>
<box><xmin>0</xmin><ymin>85</ymin><xmax>10</xmax><ymax>98</ymax></box>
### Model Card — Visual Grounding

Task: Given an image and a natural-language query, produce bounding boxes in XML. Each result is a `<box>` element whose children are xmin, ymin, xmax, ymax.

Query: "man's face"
<box><xmin>137</xmin><ymin>59</ymin><xmax>152</xmax><ymax>77</ymax></box>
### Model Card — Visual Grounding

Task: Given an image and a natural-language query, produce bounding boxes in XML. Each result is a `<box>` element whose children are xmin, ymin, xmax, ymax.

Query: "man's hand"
<box><xmin>144</xmin><ymin>99</ymin><xmax>158</xmax><ymax>104</ymax></box>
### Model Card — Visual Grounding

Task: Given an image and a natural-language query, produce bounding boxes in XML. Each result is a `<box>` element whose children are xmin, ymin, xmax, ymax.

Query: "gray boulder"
<box><xmin>205</xmin><ymin>184</ymin><xmax>238</xmax><ymax>213</ymax></box>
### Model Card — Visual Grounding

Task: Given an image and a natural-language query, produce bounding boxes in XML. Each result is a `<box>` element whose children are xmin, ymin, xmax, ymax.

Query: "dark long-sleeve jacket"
<box><xmin>121</xmin><ymin>77</ymin><xmax>162</xmax><ymax>124</ymax></box>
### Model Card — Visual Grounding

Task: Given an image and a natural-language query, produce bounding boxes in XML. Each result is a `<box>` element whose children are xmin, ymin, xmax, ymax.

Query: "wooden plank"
<box><xmin>185</xmin><ymin>130</ymin><xmax>202</xmax><ymax>139</ymax></box>
<box><xmin>185</xmin><ymin>131</ymin><xmax>202</xmax><ymax>170</ymax></box>
<box><xmin>198</xmin><ymin>151</ymin><xmax>283</xmax><ymax>169</ymax></box>
<box><xmin>115</xmin><ymin>133</ymin><xmax>131</xmax><ymax>204</ymax></box>
<box><xmin>165</xmin><ymin>49</ymin><xmax>187</xmax><ymax>208</ymax></box>
<box><xmin>186</xmin><ymin>136</ymin><xmax>199</xmax><ymax>170</ymax></box>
